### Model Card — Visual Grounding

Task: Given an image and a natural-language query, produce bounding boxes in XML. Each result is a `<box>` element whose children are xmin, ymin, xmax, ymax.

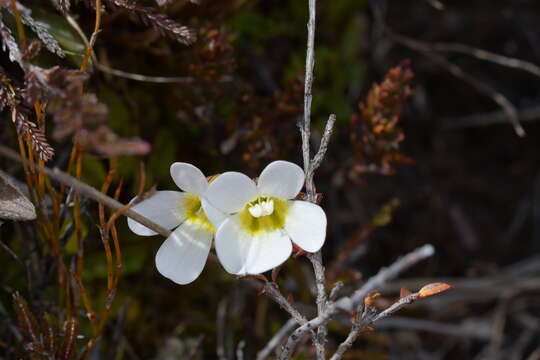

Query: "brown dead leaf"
<box><xmin>418</xmin><ymin>282</ymin><xmax>453</xmax><ymax>299</ymax></box>
<box><xmin>400</xmin><ymin>287</ymin><xmax>412</xmax><ymax>298</ymax></box>
<box><xmin>0</xmin><ymin>170</ymin><xmax>36</xmax><ymax>221</ymax></box>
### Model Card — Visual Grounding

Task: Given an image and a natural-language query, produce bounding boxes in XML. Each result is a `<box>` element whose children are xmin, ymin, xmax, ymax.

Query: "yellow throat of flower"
<box><xmin>183</xmin><ymin>194</ymin><xmax>215</xmax><ymax>233</ymax></box>
<box><xmin>238</xmin><ymin>196</ymin><xmax>288</xmax><ymax>235</ymax></box>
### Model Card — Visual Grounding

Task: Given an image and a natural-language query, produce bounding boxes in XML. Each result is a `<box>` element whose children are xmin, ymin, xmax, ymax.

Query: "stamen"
<box><xmin>238</xmin><ymin>197</ymin><xmax>288</xmax><ymax>234</ymax></box>
<box><xmin>249</xmin><ymin>204</ymin><xmax>263</xmax><ymax>217</ymax></box>
<box><xmin>248</xmin><ymin>198</ymin><xmax>275</xmax><ymax>218</ymax></box>
<box><xmin>261</xmin><ymin>199</ymin><xmax>274</xmax><ymax>215</ymax></box>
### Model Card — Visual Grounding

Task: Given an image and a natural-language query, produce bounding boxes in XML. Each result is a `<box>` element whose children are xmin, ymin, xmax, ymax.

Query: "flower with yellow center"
<box><xmin>204</xmin><ymin>160</ymin><xmax>327</xmax><ymax>275</ymax></box>
<box><xmin>127</xmin><ymin>163</ymin><xmax>225</xmax><ymax>284</ymax></box>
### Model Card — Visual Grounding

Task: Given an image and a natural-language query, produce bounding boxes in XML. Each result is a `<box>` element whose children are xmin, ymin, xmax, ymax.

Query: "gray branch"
<box><xmin>329</xmin><ymin>293</ymin><xmax>421</xmax><ymax>360</ymax></box>
<box><xmin>263</xmin><ymin>282</ymin><xmax>309</xmax><ymax>325</ymax></box>
<box><xmin>301</xmin><ymin>0</ymin><xmax>316</xmax><ymax>181</ymax></box>
<box><xmin>296</xmin><ymin>0</ymin><xmax>337</xmax><ymax>358</ymax></box>
<box><xmin>0</xmin><ymin>144</ymin><xmax>172</xmax><ymax>238</ymax></box>
<box><xmin>279</xmin><ymin>244</ymin><xmax>435</xmax><ymax>360</ymax></box>
<box><xmin>336</xmin><ymin>244</ymin><xmax>435</xmax><ymax>313</ymax></box>
<box><xmin>256</xmin><ymin>319</ymin><xmax>297</xmax><ymax>360</ymax></box>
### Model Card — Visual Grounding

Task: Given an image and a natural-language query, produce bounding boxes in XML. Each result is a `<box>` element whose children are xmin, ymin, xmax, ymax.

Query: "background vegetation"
<box><xmin>2</xmin><ymin>0</ymin><xmax>540</xmax><ymax>358</ymax></box>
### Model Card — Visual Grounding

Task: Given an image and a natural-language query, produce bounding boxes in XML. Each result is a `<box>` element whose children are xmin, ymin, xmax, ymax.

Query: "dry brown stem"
<box><xmin>0</xmin><ymin>144</ymin><xmax>172</xmax><ymax>238</ymax></box>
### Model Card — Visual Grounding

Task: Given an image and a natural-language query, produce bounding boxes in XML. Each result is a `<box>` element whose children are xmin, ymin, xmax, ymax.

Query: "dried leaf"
<box><xmin>9</xmin><ymin>2</ymin><xmax>65</xmax><ymax>58</ymax></box>
<box><xmin>12</xmin><ymin>292</ymin><xmax>44</xmax><ymax>353</ymax></box>
<box><xmin>418</xmin><ymin>282</ymin><xmax>453</xmax><ymax>299</ymax></box>
<box><xmin>136</xmin><ymin>8</ymin><xmax>196</xmax><ymax>45</ymax></box>
<box><xmin>87</xmin><ymin>126</ymin><xmax>151</xmax><ymax>157</ymax></box>
<box><xmin>364</xmin><ymin>291</ymin><xmax>381</xmax><ymax>307</ymax></box>
<box><xmin>0</xmin><ymin>74</ymin><xmax>12</xmax><ymax>113</ymax></box>
<box><xmin>286</xmin><ymin>293</ymin><xmax>294</xmax><ymax>304</ymax></box>
<box><xmin>0</xmin><ymin>13</ymin><xmax>23</xmax><ymax>65</ymax></box>
<box><xmin>399</xmin><ymin>287</ymin><xmax>412</xmax><ymax>298</ymax></box>
<box><xmin>292</xmin><ymin>243</ymin><xmax>306</xmax><ymax>258</ymax></box>
<box><xmin>103</xmin><ymin>0</ymin><xmax>196</xmax><ymax>45</ymax></box>
<box><xmin>22</xmin><ymin>39</ymin><xmax>42</xmax><ymax>60</ymax></box>
<box><xmin>271</xmin><ymin>265</ymin><xmax>282</xmax><ymax>283</ymax></box>
<box><xmin>0</xmin><ymin>169</ymin><xmax>36</xmax><ymax>221</ymax></box>
<box><xmin>350</xmin><ymin>310</ymin><xmax>358</xmax><ymax>324</ymax></box>
<box><xmin>350</xmin><ymin>61</ymin><xmax>414</xmax><ymax>178</ymax></box>
<box><xmin>12</xmin><ymin>109</ymin><xmax>55</xmax><ymax>161</ymax></box>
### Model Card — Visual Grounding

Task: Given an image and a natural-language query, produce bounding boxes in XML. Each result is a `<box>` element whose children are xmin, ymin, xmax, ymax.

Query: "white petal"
<box><xmin>170</xmin><ymin>162</ymin><xmax>208</xmax><ymax>195</ymax></box>
<box><xmin>201</xmin><ymin>198</ymin><xmax>227</xmax><ymax>229</ymax></box>
<box><xmin>257</xmin><ymin>161</ymin><xmax>305</xmax><ymax>200</ymax></box>
<box><xmin>214</xmin><ymin>216</ymin><xmax>250</xmax><ymax>274</ymax></box>
<box><xmin>245</xmin><ymin>230</ymin><xmax>292</xmax><ymax>275</ymax></box>
<box><xmin>215</xmin><ymin>216</ymin><xmax>292</xmax><ymax>275</ymax></box>
<box><xmin>205</xmin><ymin>172</ymin><xmax>257</xmax><ymax>214</ymax></box>
<box><xmin>284</xmin><ymin>200</ymin><xmax>327</xmax><ymax>252</ymax></box>
<box><xmin>155</xmin><ymin>221</ymin><xmax>213</xmax><ymax>284</ymax></box>
<box><xmin>127</xmin><ymin>191</ymin><xmax>187</xmax><ymax>236</ymax></box>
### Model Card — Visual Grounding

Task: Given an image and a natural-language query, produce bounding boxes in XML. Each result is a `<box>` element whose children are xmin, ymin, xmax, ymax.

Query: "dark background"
<box><xmin>2</xmin><ymin>0</ymin><xmax>540</xmax><ymax>358</ymax></box>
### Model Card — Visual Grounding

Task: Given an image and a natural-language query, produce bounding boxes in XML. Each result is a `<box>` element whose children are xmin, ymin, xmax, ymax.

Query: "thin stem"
<box><xmin>262</xmin><ymin>282</ymin><xmax>309</xmax><ymax>325</ymax></box>
<box><xmin>302</xmin><ymin>0</ymin><xmax>316</xmax><ymax>184</ymax></box>
<box><xmin>256</xmin><ymin>319</ymin><xmax>297</xmax><ymax>360</ymax></box>
<box><xmin>307</xmin><ymin>251</ymin><xmax>328</xmax><ymax>357</ymax></box>
<box><xmin>328</xmin><ymin>306</ymin><xmax>378</xmax><ymax>360</ymax></box>
<box><xmin>298</xmin><ymin>1</ymin><xmax>337</xmax><ymax>358</ymax></box>
<box><xmin>9</xmin><ymin>0</ymin><xmax>26</xmax><ymax>50</ymax></box>
<box><xmin>80</xmin><ymin>0</ymin><xmax>101</xmax><ymax>72</ymax></box>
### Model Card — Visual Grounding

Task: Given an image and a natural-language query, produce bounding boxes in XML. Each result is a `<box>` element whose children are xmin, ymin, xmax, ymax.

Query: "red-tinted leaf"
<box><xmin>418</xmin><ymin>282</ymin><xmax>453</xmax><ymax>299</ymax></box>
<box><xmin>400</xmin><ymin>287</ymin><xmax>412</xmax><ymax>298</ymax></box>
<box><xmin>364</xmin><ymin>291</ymin><xmax>381</xmax><ymax>307</ymax></box>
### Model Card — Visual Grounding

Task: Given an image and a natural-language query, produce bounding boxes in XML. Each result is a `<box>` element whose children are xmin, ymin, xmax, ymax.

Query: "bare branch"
<box><xmin>337</xmin><ymin>244</ymin><xmax>435</xmax><ymax>313</ymax></box>
<box><xmin>328</xmin><ymin>281</ymin><xmax>344</xmax><ymax>301</ymax></box>
<box><xmin>306</xmin><ymin>251</ymin><xmax>328</xmax><ymax>356</ymax></box>
<box><xmin>388</xmin><ymin>31</ymin><xmax>525</xmax><ymax>137</ymax></box>
<box><xmin>424</xmin><ymin>0</ymin><xmax>445</xmax><ymax>10</ymax></box>
<box><xmin>443</xmin><ymin>104</ymin><xmax>540</xmax><ymax>129</ymax></box>
<box><xmin>329</xmin><ymin>293</ymin><xmax>421</xmax><ymax>360</ymax></box>
<box><xmin>260</xmin><ymin>281</ymin><xmax>321</xmax><ymax>356</ymax></box>
<box><xmin>236</xmin><ymin>340</ymin><xmax>246</xmax><ymax>360</ymax></box>
<box><xmin>65</xmin><ymin>14</ymin><xmax>207</xmax><ymax>84</ymax></box>
<box><xmin>375</xmin><ymin>316</ymin><xmax>490</xmax><ymax>340</ymax></box>
<box><xmin>216</xmin><ymin>299</ymin><xmax>228</xmax><ymax>360</ymax></box>
<box><xmin>279</xmin><ymin>309</ymin><xmax>332</xmax><ymax>360</ymax></box>
<box><xmin>256</xmin><ymin>319</ymin><xmax>297</xmax><ymax>360</ymax></box>
<box><xmin>310</xmin><ymin>114</ymin><xmax>336</xmax><ymax>175</ymax></box>
<box><xmin>371</xmin><ymin>292</ymin><xmax>420</xmax><ymax>322</ymax></box>
<box><xmin>329</xmin><ymin>306</ymin><xmax>377</xmax><ymax>360</ymax></box>
<box><xmin>301</xmin><ymin>0</ymin><xmax>316</xmax><ymax>181</ymax></box>
<box><xmin>296</xmin><ymin>0</ymin><xmax>337</xmax><ymax>358</ymax></box>
<box><xmin>280</xmin><ymin>244</ymin><xmax>435</xmax><ymax>360</ymax></box>
<box><xmin>262</xmin><ymin>282</ymin><xmax>309</xmax><ymax>325</ymax></box>
<box><xmin>0</xmin><ymin>144</ymin><xmax>172</xmax><ymax>238</ymax></box>
<box><xmin>432</xmin><ymin>42</ymin><xmax>540</xmax><ymax>79</ymax></box>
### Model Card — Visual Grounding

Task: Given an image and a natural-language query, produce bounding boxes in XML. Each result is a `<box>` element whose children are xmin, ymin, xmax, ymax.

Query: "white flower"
<box><xmin>204</xmin><ymin>160</ymin><xmax>327</xmax><ymax>275</ymax></box>
<box><xmin>127</xmin><ymin>163</ymin><xmax>225</xmax><ymax>285</ymax></box>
